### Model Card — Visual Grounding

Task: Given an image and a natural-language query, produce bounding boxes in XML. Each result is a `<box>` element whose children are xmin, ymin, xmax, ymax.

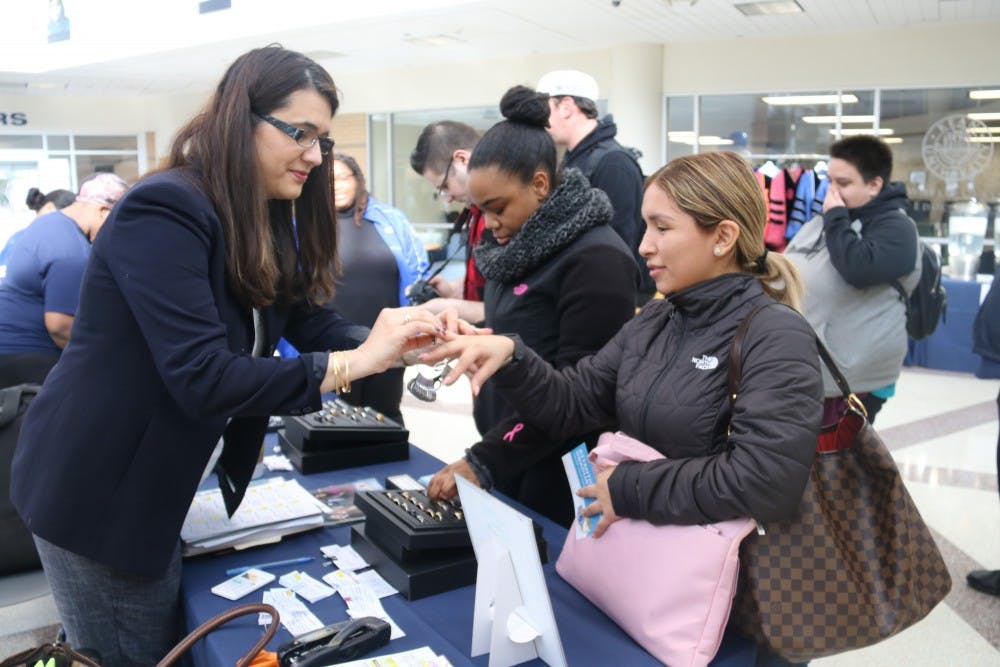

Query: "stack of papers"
<box><xmin>181</xmin><ymin>477</ymin><xmax>325</xmax><ymax>556</ymax></box>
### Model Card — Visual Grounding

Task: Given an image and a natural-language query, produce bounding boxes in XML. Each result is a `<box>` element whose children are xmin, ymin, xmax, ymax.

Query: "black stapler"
<box><xmin>276</xmin><ymin>616</ymin><xmax>391</xmax><ymax>667</ymax></box>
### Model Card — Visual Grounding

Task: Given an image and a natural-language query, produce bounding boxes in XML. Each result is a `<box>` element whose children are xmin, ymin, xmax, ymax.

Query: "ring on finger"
<box><xmin>403</xmin><ymin>314</ymin><xmax>412</xmax><ymax>324</ymax></box>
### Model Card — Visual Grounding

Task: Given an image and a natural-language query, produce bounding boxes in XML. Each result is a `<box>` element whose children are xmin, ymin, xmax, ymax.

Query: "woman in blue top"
<box><xmin>330</xmin><ymin>153</ymin><xmax>429</xmax><ymax>423</ymax></box>
<box><xmin>0</xmin><ymin>173</ymin><xmax>128</xmax><ymax>386</ymax></box>
<box><xmin>10</xmin><ymin>46</ymin><xmax>443</xmax><ymax>665</ymax></box>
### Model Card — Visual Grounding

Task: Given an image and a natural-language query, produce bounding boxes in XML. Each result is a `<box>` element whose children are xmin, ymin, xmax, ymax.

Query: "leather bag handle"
<box><xmin>727</xmin><ymin>302</ymin><xmax>857</xmax><ymax>404</ymax></box>
<box><xmin>157</xmin><ymin>602</ymin><xmax>279</xmax><ymax>667</ymax></box>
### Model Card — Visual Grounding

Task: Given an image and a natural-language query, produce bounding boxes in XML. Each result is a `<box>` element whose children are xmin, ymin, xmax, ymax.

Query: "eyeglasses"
<box><xmin>255</xmin><ymin>113</ymin><xmax>334</xmax><ymax>156</ymax></box>
<box><xmin>432</xmin><ymin>155</ymin><xmax>455</xmax><ymax>201</ymax></box>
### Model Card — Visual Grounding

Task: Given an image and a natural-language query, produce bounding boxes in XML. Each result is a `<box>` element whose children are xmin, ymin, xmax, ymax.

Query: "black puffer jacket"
<box><xmin>492</xmin><ymin>272</ymin><xmax>823</xmax><ymax>525</ymax></box>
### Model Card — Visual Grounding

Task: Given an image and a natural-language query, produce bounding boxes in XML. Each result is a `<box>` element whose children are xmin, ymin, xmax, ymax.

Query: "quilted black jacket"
<box><xmin>491</xmin><ymin>272</ymin><xmax>823</xmax><ymax>525</ymax></box>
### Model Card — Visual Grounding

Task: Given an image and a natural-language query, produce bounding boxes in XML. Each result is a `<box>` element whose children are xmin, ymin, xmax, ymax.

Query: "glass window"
<box><xmin>75</xmin><ymin>154</ymin><xmax>138</xmax><ymax>185</ymax></box>
<box><xmin>881</xmin><ymin>86</ymin><xmax>1000</xmax><ymax>232</ymax></box>
<box><xmin>47</xmin><ymin>135</ymin><xmax>70</xmax><ymax>150</ymax></box>
<box><xmin>74</xmin><ymin>135</ymin><xmax>138</xmax><ymax>151</ymax></box>
<box><xmin>0</xmin><ymin>135</ymin><xmax>43</xmax><ymax>150</ymax></box>
<box><xmin>382</xmin><ymin>106</ymin><xmax>501</xmax><ymax>227</ymax></box>
<box><xmin>665</xmin><ymin>95</ymin><xmax>695</xmax><ymax>161</ymax></box>
<box><xmin>699</xmin><ymin>91</ymin><xmax>871</xmax><ymax>160</ymax></box>
<box><xmin>368</xmin><ymin>114</ymin><xmax>389</xmax><ymax>207</ymax></box>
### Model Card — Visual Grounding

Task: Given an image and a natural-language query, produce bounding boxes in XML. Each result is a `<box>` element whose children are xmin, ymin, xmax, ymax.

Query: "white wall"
<box><xmin>661</xmin><ymin>21</ymin><xmax>1000</xmax><ymax>93</ymax></box>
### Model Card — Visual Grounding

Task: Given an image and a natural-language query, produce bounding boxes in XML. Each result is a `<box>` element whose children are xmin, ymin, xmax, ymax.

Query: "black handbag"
<box><xmin>0</xmin><ymin>383</ymin><xmax>42</xmax><ymax>575</ymax></box>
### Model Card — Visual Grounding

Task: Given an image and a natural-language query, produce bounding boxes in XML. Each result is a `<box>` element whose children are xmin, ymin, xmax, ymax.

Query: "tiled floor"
<box><xmin>3</xmin><ymin>365</ymin><xmax>997</xmax><ymax>665</ymax></box>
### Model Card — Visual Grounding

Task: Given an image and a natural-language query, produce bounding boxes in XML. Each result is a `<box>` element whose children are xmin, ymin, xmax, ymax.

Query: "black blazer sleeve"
<box><xmin>100</xmin><ymin>177</ymin><xmax>329</xmax><ymax>420</ymax></box>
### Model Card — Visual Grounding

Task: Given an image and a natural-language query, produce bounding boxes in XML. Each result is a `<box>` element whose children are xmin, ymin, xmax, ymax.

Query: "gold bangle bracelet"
<box><xmin>340</xmin><ymin>350</ymin><xmax>351</xmax><ymax>394</ymax></box>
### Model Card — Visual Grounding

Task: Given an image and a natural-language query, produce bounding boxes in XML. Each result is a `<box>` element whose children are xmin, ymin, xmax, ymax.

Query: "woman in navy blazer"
<box><xmin>10</xmin><ymin>46</ymin><xmax>442</xmax><ymax>665</ymax></box>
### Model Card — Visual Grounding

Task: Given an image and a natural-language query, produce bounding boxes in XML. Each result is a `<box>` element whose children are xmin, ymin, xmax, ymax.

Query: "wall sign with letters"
<box><xmin>0</xmin><ymin>113</ymin><xmax>28</xmax><ymax>126</ymax></box>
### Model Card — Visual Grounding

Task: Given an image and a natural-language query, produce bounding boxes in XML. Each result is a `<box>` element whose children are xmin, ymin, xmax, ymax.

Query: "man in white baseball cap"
<box><xmin>536</xmin><ymin>69</ymin><xmax>654</xmax><ymax>303</ymax></box>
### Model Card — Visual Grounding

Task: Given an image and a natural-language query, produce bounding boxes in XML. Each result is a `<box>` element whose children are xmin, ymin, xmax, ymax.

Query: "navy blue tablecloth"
<box><xmin>905</xmin><ymin>276</ymin><xmax>991</xmax><ymax>373</ymax></box>
<box><xmin>180</xmin><ymin>444</ymin><xmax>756</xmax><ymax>666</ymax></box>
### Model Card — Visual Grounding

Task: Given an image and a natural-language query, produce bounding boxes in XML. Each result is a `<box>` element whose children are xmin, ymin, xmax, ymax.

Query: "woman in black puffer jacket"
<box><xmin>426</xmin><ymin>151</ymin><xmax>823</xmax><ymax>667</ymax></box>
<box><xmin>426</xmin><ymin>149</ymin><xmax>823</xmax><ymax>545</ymax></box>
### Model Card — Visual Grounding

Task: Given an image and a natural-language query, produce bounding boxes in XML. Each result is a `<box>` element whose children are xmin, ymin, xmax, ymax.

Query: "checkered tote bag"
<box><xmin>726</xmin><ymin>307</ymin><xmax>952</xmax><ymax>662</ymax></box>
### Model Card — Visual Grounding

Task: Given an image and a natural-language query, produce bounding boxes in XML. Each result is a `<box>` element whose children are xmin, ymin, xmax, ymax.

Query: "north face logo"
<box><xmin>691</xmin><ymin>355</ymin><xmax>719</xmax><ymax>370</ymax></box>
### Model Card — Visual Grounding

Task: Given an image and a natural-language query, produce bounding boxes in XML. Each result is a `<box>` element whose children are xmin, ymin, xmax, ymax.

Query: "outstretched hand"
<box><xmin>418</xmin><ymin>333</ymin><xmax>515</xmax><ymax>396</ymax></box>
<box><xmin>426</xmin><ymin>458</ymin><xmax>480</xmax><ymax>500</ymax></box>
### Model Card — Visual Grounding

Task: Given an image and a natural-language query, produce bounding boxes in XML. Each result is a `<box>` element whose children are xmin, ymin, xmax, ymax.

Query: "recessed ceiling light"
<box><xmin>762</xmin><ymin>94</ymin><xmax>858</xmax><ymax>106</ymax></box>
<box><xmin>735</xmin><ymin>1</ymin><xmax>803</xmax><ymax>17</ymax></box>
<box><xmin>402</xmin><ymin>34</ymin><xmax>466</xmax><ymax>47</ymax></box>
<box><xmin>968</xmin><ymin>112</ymin><xmax>1000</xmax><ymax>121</ymax></box>
<box><xmin>883</xmin><ymin>138</ymin><xmax>903</xmax><ymax>144</ymax></box>
<box><xmin>304</xmin><ymin>50</ymin><xmax>345</xmax><ymax>61</ymax></box>
<box><xmin>829</xmin><ymin>128</ymin><xmax>894</xmax><ymax>136</ymax></box>
<box><xmin>801</xmin><ymin>115</ymin><xmax>875</xmax><ymax>124</ymax></box>
<box><xmin>969</xmin><ymin>89</ymin><xmax>1000</xmax><ymax>100</ymax></box>
<box><xmin>27</xmin><ymin>81</ymin><xmax>66</xmax><ymax>90</ymax></box>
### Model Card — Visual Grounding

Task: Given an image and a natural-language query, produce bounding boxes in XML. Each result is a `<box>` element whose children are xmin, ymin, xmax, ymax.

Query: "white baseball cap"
<box><xmin>536</xmin><ymin>70</ymin><xmax>599</xmax><ymax>103</ymax></box>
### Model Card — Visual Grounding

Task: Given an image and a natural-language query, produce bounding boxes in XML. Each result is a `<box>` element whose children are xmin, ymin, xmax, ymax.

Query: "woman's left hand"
<box><xmin>578</xmin><ymin>466</ymin><xmax>622</xmax><ymax>538</ymax></box>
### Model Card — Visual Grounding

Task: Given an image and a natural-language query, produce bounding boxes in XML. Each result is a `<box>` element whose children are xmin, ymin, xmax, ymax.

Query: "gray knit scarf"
<box><xmin>473</xmin><ymin>168</ymin><xmax>613</xmax><ymax>284</ymax></box>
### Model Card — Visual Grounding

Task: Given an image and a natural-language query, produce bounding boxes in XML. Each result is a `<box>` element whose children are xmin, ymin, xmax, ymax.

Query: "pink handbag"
<box><xmin>555</xmin><ymin>432</ymin><xmax>755</xmax><ymax>667</ymax></box>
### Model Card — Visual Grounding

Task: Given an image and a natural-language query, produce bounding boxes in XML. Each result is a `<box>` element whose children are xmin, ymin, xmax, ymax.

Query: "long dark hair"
<box><xmin>332</xmin><ymin>153</ymin><xmax>369</xmax><ymax>227</ymax></box>
<box><xmin>468</xmin><ymin>85</ymin><xmax>557</xmax><ymax>185</ymax></box>
<box><xmin>166</xmin><ymin>45</ymin><xmax>340</xmax><ymax>308</ymax></box>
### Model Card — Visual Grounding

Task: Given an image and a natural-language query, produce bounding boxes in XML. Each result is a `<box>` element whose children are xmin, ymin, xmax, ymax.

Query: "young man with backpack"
<box><xmin>785</xmin><ymin>135</ymin><xmax>921</xmax><ymax>423</ymax></box>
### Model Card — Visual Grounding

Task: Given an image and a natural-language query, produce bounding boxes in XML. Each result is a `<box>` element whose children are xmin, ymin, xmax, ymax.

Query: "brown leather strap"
<box><xmin>726</xmin><ymin>303</ymin><xmax>772</xmax><ymax>401</ymax></box>
<box><xmin>727</xmin><ymin>302</ymin><xmax>856</xmax><ymax>402</ymax></box>
<box><xmin>157</xmin><ymin>603</ymin><xmax>279</xmax><ymax>667</ymax></box>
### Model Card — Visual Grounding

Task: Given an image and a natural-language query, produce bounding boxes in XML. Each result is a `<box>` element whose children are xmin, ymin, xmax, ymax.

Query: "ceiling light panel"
<box><xmin>735</xmin><ymin>1</ymin><xmax>804</xmax><ymax>17</ymax></box>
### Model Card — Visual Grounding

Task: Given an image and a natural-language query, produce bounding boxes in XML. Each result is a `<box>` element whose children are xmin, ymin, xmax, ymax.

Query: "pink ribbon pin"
<box><xmin>513</xmin><ymin>283</ymin><xmax>528</xmax><ymax>296</ymax></box>
<box><xmin>503</xmin><ymin>423</ymin><xmax>524</xmax><ymax>443</ymax></box>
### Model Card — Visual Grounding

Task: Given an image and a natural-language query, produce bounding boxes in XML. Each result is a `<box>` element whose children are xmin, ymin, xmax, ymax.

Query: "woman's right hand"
<box><xmin>426</xmin><ymin>458</ymin><xmax>480</xmax><ymax>500</ymax></box>
<box><xmin>323</xmin><ymin>307</ymin><xmax>443</xmax><ymax>393</ymax></box>
<box><xmin>418</xmin><ymin>333</ymin><xmax>515</xmax><ymax>396</ymax></box>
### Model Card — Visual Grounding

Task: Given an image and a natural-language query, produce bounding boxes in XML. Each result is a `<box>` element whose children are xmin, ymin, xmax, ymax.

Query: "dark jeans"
<box><xmin>35</xmin><ymin>535</ymin><xmax>183</xmax><ymax>666</ymax></box>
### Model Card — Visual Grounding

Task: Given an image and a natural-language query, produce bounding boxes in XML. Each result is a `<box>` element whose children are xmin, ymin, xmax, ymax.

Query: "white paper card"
<box><xmin>210</xmin><ymin>568</ymin><xmax>275</xmax><ymax>601</ymax></box>
<box><xmin>278</xmin><ymin>570</ymin><xmax>337</xmax><ymax>603</ymax></box>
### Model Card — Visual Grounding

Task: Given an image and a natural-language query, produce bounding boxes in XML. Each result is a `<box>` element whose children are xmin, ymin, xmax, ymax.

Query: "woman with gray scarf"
<box><xmin>426</xmin><ymin>85</ymin><xmax>637</xmax><ymax>525</ymax></box>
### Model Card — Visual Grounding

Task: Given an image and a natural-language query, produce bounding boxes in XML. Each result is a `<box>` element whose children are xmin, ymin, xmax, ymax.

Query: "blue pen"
<box><xmin>225</xmin><ymin>556</ymin><xmax>315</xmax><ymax>576</ymax></box>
